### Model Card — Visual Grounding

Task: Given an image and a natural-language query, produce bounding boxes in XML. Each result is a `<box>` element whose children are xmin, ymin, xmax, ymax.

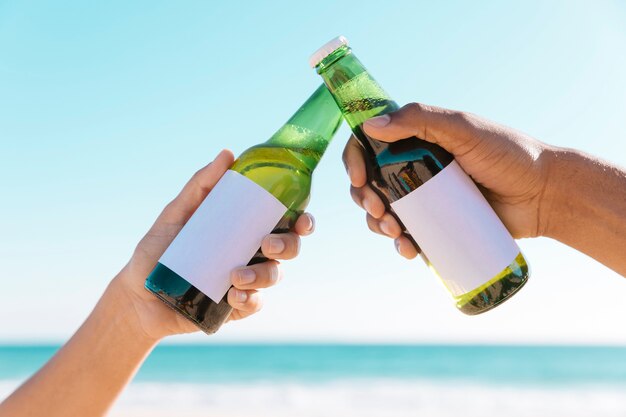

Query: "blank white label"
<box><xmin>159</xmin><ymin>170</ymin><xmax>287</xmax><ymax>303</ymax></box>
<box><xmin>391</xmin><ymin>161</ymin><xmax>519</xmax><ymax>297</ymax></box>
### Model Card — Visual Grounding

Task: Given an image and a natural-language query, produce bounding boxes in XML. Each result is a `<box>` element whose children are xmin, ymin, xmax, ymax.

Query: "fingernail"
<box><xmin>268</xmin><ymin>236</ymin><xmax>285</xmax><ymax>254</ymax></box>
<box><xmin>380</xmin><ymin>220</ymin><xmax>392</xmax><ymax>236</ymax></box>
<box><xmin>365</xmin><ymin>114</ymin><xmax>390</xmax><ymax>128</ymax></box>
<box><xmin>304</xmin><ymin>214</ymin><xmax>315</xmax><ymax>232</ymax></box>
<box><xmin>215</xmin><ymin>149</ymin><xmax>227</xmax><ymax>161</ymax></box>
<box><xmin>394</xmin><ymin>239</ymin><xmax>402</xmax><ymax>255</ymax></box>
<box><xmin>237</xmin><ymin>269</ymin><xmax>256</xmax><ymax>285</ymax></box>
<box><xmin>235</xmin><ymin>289</ymin><xmax>248</xmax><ymax>303</ymax></box>
<box><xmin>363</xmin><ymin>198</ymin><xmax>373</xmax><ymax>214</ymax></box>
<box><xmin>269</xmin><ymin>265</ymin><xmax>280</xmax><ymax>284</ymax></box>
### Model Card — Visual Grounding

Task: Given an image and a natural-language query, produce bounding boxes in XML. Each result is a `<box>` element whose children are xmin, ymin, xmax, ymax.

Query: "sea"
<box><xmin>2</xmin><ymin>344</ymin><xmax>626</xmax><ymax>417</ymax></box>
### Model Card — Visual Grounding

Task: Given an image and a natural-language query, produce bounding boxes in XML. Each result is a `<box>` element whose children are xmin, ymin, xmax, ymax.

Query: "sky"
<box><xmin>1</xmin><ymin>0</ymin><xmax>626</xmax><ymax>344</ymax></box>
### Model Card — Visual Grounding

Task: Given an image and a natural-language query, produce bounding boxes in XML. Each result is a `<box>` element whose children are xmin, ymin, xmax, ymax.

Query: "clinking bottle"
<box><xmin>311</xmin><ymin>36</ymin><xmax>529</xmax><ymax>314</ymax></box>
<box><xmin>145</xmin><ymin>84</ymin><xmax>343</xmax><ymax>333</ymax></box>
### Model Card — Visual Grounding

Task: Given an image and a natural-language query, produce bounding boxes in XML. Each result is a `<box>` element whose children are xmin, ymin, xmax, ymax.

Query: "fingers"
<box><xmin>261</xmin><ymin>232</ymin><xmax>301</xmax><ymax>260</ymax></box>
<box><xmin>227</xmin><ymin>260</ymin><xmax>284</xmax><ymax>320</ymax></box>
<box><xmin>344</xmin><ymin>134</ymin><xmax>386</xmax><ymax>219</ymax></box>
<box><xmin>394</xmin><ymin>235</ymin><xmax>419</xmax><ymax>259</ymax></box>
<box><xmin>350</xmin><ymin>185</ymin><xmax>386</xmax><ymax>219</ymax></box>
<box><xmin>364</xmin><ymin>213</ymin><xmax>420</xmax><ymax>259</ymax></box>
<box><xmin>227</xmin><ymin>288</ymin><xmax>263</xmax><ymax>317</ymax></box>
<box><xmin>158</xmin><ymin>150</ymin><xmax>235</xmax><ymax>225</ymax></box>
<box><xmin>254</xmin><ymin>213</ymin><xmax>312</xmax><ymax>260</ymax></box>
<box><xmin>294</xmin><ymin>212</ymin><xmax>315</xmax><ymax>236</ymax></box>
<box><xmin>365</xmin><ymin>212</ymin><xmax>403</xmax><ymax>239</ymax></box>
<box><xmin>227</xmin><ymin>212</ymin><xmax>314</xmax><ymax>322</ymax></box>
<box><xmin>231</xmin><ymin>260</ymin><xmax>282</xmax><ymax>290</ymax></box>
<box><xmin>342</xmin><ymin>135</ymin><xmax>367</xmax><ymax>187</ymax></box>
<box><xmin>362</xmin><ymin>103</ymin><xmax>474</xmax><ymax>152</ymax></box>
<box><xmin>227</xmin><ymin>212</ymin><xmax>313</xmax><ymax>323</ymax></box>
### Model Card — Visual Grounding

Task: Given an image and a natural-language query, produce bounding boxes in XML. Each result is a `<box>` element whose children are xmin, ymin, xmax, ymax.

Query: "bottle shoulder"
<box><xmin>233</xmin><ymin>143</ymin><xmax>317</xmax><ymax>174</ymax></box>
<box><xmin>231</xmin><ymin>144</ymin><xmax>313</xmax><ymax>211</ymax></box>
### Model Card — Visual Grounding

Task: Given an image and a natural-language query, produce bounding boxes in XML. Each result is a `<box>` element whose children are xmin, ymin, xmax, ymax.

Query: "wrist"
<box><xmin>538</xmin><ymin>146</ymin><xmax>578</xmax><ymax>240</ymax></box>
<box><xmin>97</xmin><ymin>277</ymin><xmax>163</xmax><ymax>348</ymax></box>
<box><xmin>540</xmin><ymin>146</ymin><xmax>608</xmax><ymax>244</ymax></box>
<box><xmin>537</xmin><ymin>146</ymin><xmax>626</xmax><ymax>275</ymax></box>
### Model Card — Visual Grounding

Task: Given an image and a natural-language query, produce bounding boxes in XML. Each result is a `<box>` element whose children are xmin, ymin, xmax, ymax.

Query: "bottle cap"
<box><xmin>309</xmin><ymin>36</ymin><xmax>349</xmax><ymax>68</ymax></box>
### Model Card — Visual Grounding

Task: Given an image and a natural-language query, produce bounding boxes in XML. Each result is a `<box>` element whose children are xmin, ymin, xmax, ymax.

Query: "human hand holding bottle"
<box><xmin>0</xmin><ymin>149</ymin><xmax>315</xmax><ymax>417</ymax></box>
<box><xmin>117</xmin><ymin>149</ymin><xmax>315</xmax><ymax>339</ymax></box>
<box><xmin>343</xmin><ymin>103</ymin><xmax>626</xmax><ymax>276</ymax></box>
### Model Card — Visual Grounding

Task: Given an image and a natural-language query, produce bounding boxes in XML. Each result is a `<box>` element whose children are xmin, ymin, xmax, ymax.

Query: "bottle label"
<box><xmin>159</xmin><ymin>170</ymin><xmax>288</xmax><ymax>303</ymax></box>
<box><xmin>390</xmin><ymin>161</ymin><xmax>520</xmax><ymax>297</ymax></box>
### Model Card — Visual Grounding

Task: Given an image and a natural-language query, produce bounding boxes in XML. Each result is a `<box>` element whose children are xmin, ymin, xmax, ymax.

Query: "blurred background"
<box><xmin>1</xmin><ymin>0</ymin><xmax>626</xmax><ymax>416</ymax></box>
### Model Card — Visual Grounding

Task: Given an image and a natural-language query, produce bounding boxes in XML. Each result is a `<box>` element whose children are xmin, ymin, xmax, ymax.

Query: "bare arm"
<box><xmin>344</xmin><ymin>103</ymin><xmax>626</xmax><ymax>276</ymax></box>
<box><xmin>543</xmin><ymin>148</ymin><xmax>626</xmax><ymax>276</ymax></box>
<box><xmin>0</xmin><ymin>150</ymin><xmax>315</xmax><ymax>417</ymax></box>
<box><xmin>0</xmin><ymin>281</ymin><xmax>157</xmax><ymax>416</ymax></box>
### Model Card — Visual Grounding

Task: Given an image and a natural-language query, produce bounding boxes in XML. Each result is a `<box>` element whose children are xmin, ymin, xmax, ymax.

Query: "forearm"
<box><xmin>0</xmin><ymin>279</ymin><xmax>158</xmax><ymax>417</ymax></box>
<box><xmin>543</xmin><ymin>147</ymin><xmax>626</xmax><ymax>276</ymax></box>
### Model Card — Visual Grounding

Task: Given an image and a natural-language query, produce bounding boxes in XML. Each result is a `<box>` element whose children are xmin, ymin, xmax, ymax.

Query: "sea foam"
<box><xmin>105</xmin><ymin>379</ymin><xmax>626</xmax><ymax>417</ymax></box>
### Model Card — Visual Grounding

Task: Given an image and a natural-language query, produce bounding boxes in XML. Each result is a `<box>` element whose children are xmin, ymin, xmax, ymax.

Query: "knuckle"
<box><xmin>366</xmin><ymin>214</ymin><xmax>378</xmax><ymax>233</ymax></box>
<box><xmin>161</xmin><ymin>200</ymin><xmax>178</xmax><ymax>217</ymax></box>
<box><xmin>450</xmin><ymin>110</ymin><xmax>474</xmax><ymax>127</ymax></box>
<box><xmin>365</xmin><ymin>191</ymin><xmax>384</xmax><ymax>218</ymax></box>
<box><xmin>404</xmin><ymin>102</ymin><xmax>427</xmax><ymax>116</ymax></box>
<box><xmin>226</xmin><ymin>289</ymin><xmax>237</xmax><ymax>304</ymax></box>
<box><xmin>251</xmin><ymin>295</ymin><xmax>264</xmax><ymax>312</ymax></box>
<box><xmin>342</xmin><ymin>144</ymin><xmax>350</xmax><ymax>161</ymax></box>
<box><xmin>268</xmin><ymin>262</ymin><xmax>280</xmax><ymax>284</ymax></box>
<box><xmin>190</xmin><ymin>166</ymin><xmax>207</xmax><ymax>182</ymax></box>
<box><xmin>382</xmin><ymin>212</ymin><xmax>398</xmax><ymax>227</ymax></box>
<box><xmin>260</xmin><ymin>236</ymin><xmax>271</xmax><ymax>254</ymax></box>
<box><xmin>287</xmin><ymin>234</ymin><xmax>301</xmax><ymax>257</ymax></box>
<box><xmin>350</xmin><ymin>186</ymin><xmax>363</xmax><ymax>205</ymax></box>
<box><xmin>343</xmin><ymin>137</ymin><xmax>357</xmax><ymax>156</ymax></box>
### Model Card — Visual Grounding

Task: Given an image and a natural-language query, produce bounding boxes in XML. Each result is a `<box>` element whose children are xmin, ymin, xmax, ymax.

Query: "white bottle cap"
<box><xmin>309</xmin><ymin>36</ymin><xmax>349</xmax><ymax>68</ymax></box>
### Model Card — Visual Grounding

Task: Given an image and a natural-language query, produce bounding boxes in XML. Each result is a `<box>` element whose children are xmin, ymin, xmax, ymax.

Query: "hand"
<box><xmin>112</xmin><ymin>150</ymin><xmax>315</xmax><ymax>340</ymax></box>
<box><xmin>343</xmin><ymin>103</ymin><xmax>553</xmax><ymax>259</ymax></box>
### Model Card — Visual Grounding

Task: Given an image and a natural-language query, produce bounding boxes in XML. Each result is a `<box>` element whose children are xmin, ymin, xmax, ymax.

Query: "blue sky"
<box><xmin>1</xmin><ymin>0</ymin><xmax>626</xmax><ymax>343</ymax></box>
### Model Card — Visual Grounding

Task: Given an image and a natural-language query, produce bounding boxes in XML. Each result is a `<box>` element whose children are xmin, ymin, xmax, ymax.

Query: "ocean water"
<box><xmin>2</xmin><ymin>344</ymin><xmax>626</xmax><ymax>416</ymax></box>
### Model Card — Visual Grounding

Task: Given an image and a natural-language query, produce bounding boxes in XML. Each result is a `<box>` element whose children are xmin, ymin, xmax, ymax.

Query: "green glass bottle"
<box><xmin>145</xmin><ymin>84</ymin><xmax>342</xmax><ymax>333</ymax></box>
<box><xmin>311</xmin><ymin>36</ymin><xmax>529</xmax><ymax>315</ymax></box>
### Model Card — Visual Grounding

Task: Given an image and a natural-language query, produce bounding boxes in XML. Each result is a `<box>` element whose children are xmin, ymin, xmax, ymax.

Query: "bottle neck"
<box><xmin>317</xmin><ymin>46</ymin><xmax>399</xmax><ymax>130</ymax></box>
<box><xmin>265</xmin><ymin>84</ymin><xmax>342</xmax><ymax>171</ymax></box>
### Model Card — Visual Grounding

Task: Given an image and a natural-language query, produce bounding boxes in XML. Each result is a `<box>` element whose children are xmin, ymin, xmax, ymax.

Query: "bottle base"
<box><xmin>454</xmin><ymin>252</ymin><xmax>529</xmax><ymax>315</ymax></box>
<box><xmin>145</xmin><ymin>263</ymin><xmax>232</xmax><ymax>335</ymax></box>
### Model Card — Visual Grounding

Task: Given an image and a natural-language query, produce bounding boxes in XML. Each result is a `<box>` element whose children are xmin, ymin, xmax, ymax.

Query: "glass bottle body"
<box><xmin>145</xmin><ymin>85</ymin><xmax>342</xmax><ymax>332</ymax></box>
<box><xmin>317</xmin><ymin>46</ymin><xmax>529</xmax><ymax>314</ymax></box>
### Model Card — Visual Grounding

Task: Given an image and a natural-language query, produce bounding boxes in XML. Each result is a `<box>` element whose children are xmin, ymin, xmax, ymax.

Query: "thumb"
<box><xmin>158</xmin><ymin>149</ymin><xmax>235</xmax><ymax>225</ymax></box>
<box><xmin>362</xmin><ymin>103</ymin><xmax>470</xmax><ymax>151</ymax></box>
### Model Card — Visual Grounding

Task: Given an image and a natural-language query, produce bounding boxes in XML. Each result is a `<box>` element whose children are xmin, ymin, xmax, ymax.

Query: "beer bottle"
<box><xmin>145</xmin><ymin>84</ymin><xmax>343</xmax><ymax>333</ymax></box>
<box><xmin>311</xmin><ymin>36</ymin><xmax>529</xmax><ymax>314</ymax></box>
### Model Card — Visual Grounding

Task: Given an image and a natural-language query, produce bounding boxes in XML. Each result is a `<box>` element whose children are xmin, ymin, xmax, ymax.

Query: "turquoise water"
<box><xmin>4</xmin><ymin>345</ymin><xmax>626</xmax><ymax>416</ymax></box>
<box><xmin>2</xmin><ymin>344</ymin><xmax>626</xmax><ymax>386</ymax></box>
